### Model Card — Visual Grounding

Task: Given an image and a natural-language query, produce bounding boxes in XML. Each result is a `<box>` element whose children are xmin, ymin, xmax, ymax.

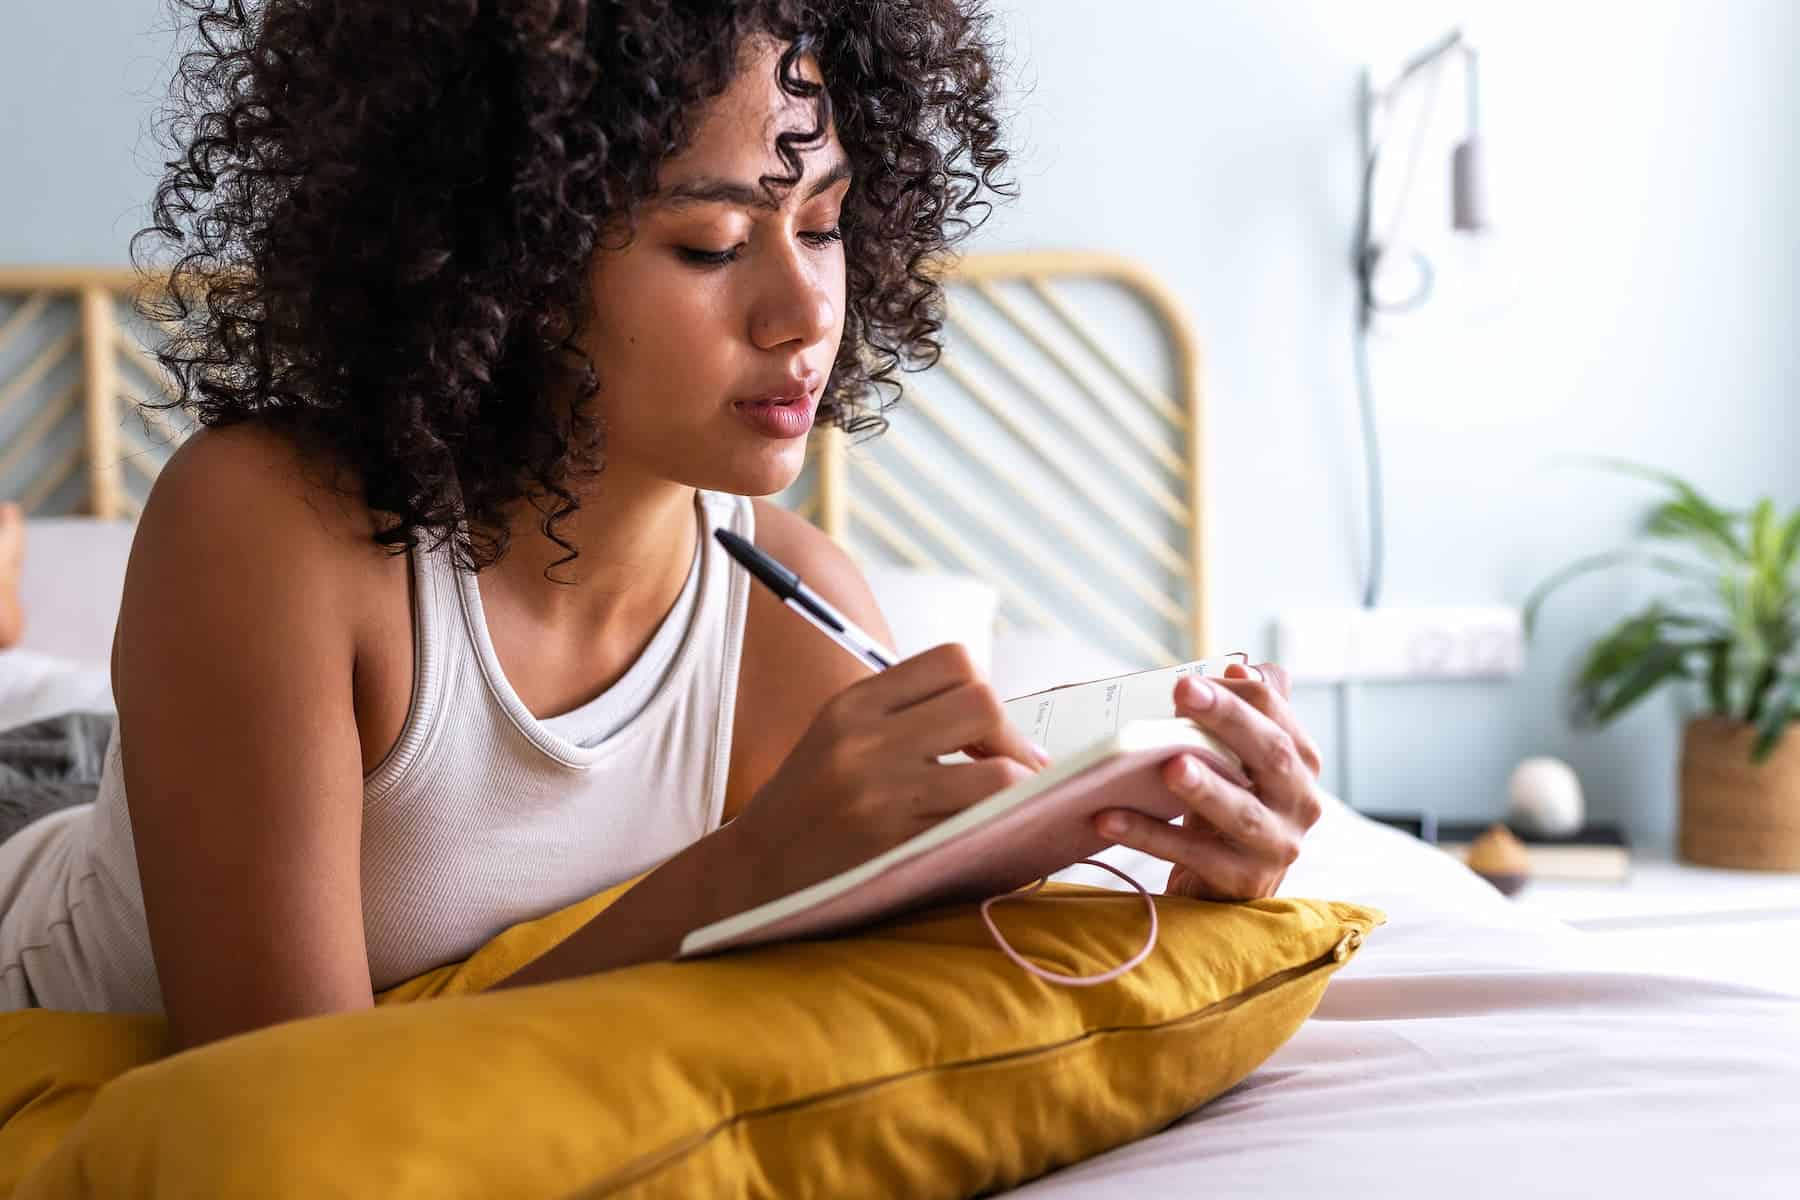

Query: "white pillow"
<box><xmin>988</xmin><ymin>629</ymin><xmax>1143</xmax><ymax>702</ymax></box>
<box><xmin>17</xmin><ymin>518</ymin><xmax>136</xmax><ymax>667</ymax></box>
<box><xmin>857</xmin><ymin>564</ymin><xmax>997</xmax><ymax>673</ymax></box>
<box><xmin>0</xmin><ymin>647</ymin><xmax>116</xmax><ymax>725</ymax></box>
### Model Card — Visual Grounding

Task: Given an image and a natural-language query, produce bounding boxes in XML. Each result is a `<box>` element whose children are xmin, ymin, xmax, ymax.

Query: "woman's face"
<box><xmin>580</xmin><ymin>41</ymin><xmax>848</xmax><ymax>499</ymax></box>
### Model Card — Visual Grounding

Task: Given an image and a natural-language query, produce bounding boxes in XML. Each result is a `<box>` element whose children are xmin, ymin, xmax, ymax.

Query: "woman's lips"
<box><xmin>746</xmin><ymin>388</ymin><xmax>812</xmax><ymax>405</ymax></box>
<box><xmin>732</xmin><ymin>392</ymin><xmax>815</xmax><ymax>439</ymax></box>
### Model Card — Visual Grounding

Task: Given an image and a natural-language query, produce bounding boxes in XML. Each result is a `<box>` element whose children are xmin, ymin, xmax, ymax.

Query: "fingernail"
<box><xmin>1177</xmin><ymin>756</ymin><xmax>1201</xmax><ymax>785</ymax></box>
<box><xmin>1183</xmin><ymin>679</ymin><xmax>1216</xmax><ymax>709</ymax></box>
<box><xmin>1099</xmin><ymin>812</ymin><xmax>1128</xmax><ymax>837</ymax></box>
<box><xmin>1031</xmin><ymin>741</ymin><xmax>1052</xmax><ymax>766</ymax></box>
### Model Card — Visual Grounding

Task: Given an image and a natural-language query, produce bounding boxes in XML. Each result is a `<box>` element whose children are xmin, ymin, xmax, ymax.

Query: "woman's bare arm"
<box><xmin>115</xmin><ymin>427</ymin><xmax>375</xmax><ymax>1050</ymax></box>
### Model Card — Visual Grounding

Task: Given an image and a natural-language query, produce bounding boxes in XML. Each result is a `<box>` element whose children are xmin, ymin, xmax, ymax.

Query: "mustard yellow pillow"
<box><xmin>7</xmin><ymin>882</ymin><xmax>1380</xmax><ymax>1199</ymax></box>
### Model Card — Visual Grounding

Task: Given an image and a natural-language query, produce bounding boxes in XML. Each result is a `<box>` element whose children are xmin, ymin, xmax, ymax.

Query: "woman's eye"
<box><xmin>675</xmin><ymin>227</ymin><xmax>839</xmax><ymax>268</ymax></box>
<box><xmin>676</xmin><ymin>244</ymin><xmax>742</xmax><ymax>267</ymax></box>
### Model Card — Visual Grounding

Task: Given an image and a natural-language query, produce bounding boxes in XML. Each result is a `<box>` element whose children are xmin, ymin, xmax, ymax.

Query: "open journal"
<box><xmin>677</xmin><ymin>653</ymin><xmax>1249</xmax><ymax>959</ymax></box>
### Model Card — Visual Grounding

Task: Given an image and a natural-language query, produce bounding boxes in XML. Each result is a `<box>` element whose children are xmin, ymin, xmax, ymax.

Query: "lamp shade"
<box><xmin>1452</xmin><ymin>136</ymin><xmax>1489</xmax><ymax>232</ymax></box>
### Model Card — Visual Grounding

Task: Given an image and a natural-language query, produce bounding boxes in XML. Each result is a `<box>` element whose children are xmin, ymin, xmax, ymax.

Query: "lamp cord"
<box><xmin>1338</xmin><ymin>58</ymin><xmax>1449</xmax><ymax>808</ymax></box>
<box><xmin>1336</xmin><ymin>291</ymin><xmax>1384</xmax><ymax>808</ymax></box>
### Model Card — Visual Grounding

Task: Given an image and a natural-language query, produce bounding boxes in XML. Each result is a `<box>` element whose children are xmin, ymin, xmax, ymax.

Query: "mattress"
<box><xmin>1022</xmin><ymin>797</ymin><xmax>1800</xmax><ymax>1197</ymax></box>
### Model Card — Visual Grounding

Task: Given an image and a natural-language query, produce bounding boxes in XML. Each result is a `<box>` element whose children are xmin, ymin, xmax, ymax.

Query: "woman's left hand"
<box><xmin>1091</xmin><ymin>660</ymin><xmax>1324</xmax><ymax>901</ymax></box>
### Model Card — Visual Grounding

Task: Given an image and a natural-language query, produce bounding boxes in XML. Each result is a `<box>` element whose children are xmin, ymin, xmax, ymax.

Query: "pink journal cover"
<box><xmin>679</xmin><ymin>742</ymin><xmax>1196</xmax><ymax>957</ymax></box>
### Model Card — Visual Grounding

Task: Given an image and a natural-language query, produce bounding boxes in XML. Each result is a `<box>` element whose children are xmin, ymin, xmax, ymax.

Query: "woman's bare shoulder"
<box><xmin>142</xmin><ymin>422</ymin><xmax>383</xmax><ymax>554</ymax></box>
<box><xmin>114</xmin><ymin>423</ymin><xmax>402</xmax><ymax>680</ymax></box>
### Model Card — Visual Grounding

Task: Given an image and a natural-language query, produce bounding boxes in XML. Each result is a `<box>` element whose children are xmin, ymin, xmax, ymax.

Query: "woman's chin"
<box><xmin>712</xmin><ymin>442</ymin><xmax>810</xmax><ymax>499</ymax></box>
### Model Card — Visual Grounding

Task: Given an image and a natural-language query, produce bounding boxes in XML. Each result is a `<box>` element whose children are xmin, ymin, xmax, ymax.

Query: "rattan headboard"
<box><xmin>0</xmin><ymin>251</ymin><xmax>1212</xmax><ymax>663</ymax></box>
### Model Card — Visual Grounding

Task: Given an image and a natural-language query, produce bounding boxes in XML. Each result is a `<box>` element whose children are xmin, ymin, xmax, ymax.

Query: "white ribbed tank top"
<box><xmin>537</xmin><ymin>522</ymin><xmax>702</xmax><ymax>747</ymax></box>
<box><xmin>0</xmin><ymin>488</ymin><xmax>752</xmax><ymax>1012</ymax></box>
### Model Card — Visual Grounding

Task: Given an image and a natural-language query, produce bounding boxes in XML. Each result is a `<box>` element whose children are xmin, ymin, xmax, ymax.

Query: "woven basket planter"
<box><xmin>1678</xmin><ymin>717</ymin><xmax>1800</xmax><ymax>871</ymax></box>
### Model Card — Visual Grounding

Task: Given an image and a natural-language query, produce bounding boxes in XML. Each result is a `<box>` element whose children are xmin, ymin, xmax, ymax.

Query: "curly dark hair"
<box><xmin>134</xmin><ymin>0</ymin><xmax>1011</xmax><ymax>569</ymax></box>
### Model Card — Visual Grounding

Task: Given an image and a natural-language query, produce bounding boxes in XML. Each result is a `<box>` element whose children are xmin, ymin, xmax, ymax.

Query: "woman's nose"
<box><xmin>749</xmin><ymin>252</ymin><xmax>837</xmax><ymax>351</ymax></box>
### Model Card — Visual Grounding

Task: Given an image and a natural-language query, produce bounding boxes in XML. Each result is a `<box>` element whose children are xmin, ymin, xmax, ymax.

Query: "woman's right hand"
<box><xmin>725</xmin><ymin>642</ymin><xmax>1050</xmax><ymax>910</ymax></box>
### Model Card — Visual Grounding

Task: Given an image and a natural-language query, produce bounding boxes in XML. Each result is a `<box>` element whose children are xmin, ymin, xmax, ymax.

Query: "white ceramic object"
<box><xmin>1506</xmin><ymin>755</ymin><xmax>1585</xmax><ymax>837</ymax></box>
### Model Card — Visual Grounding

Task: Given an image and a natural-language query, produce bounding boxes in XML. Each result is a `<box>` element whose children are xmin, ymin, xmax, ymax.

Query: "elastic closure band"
<box><xmin>979</xmin><ymin>859</ymin><xmax>1159</xmax><ymax>987</ymax></box>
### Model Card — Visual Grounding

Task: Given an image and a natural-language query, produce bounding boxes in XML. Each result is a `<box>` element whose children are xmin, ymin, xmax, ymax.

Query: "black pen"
<box><xmin>714</xmin><ymin>528</ymin><xmax>898</xmax><ymax>673</ymax></box>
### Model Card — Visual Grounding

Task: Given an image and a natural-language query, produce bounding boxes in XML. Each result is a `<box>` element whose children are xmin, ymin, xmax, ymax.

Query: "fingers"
<box><xmin>914</xmin><ymin>754</ymin><xmax>1036</xmax><ymax>819</ymax></box>
<box><xmin>1156</xmin><ymin>751</ymin><xmax>1303</xmax><ymax>865</ymax></box>
<box><xmin>1166</xmin><ymin>676</ymin><xmax>1310</xmax><ymax>827</ymax></box>
<box><xmin>819</xmin><ymin>642</ymin><xmax>1047</xmax><ymax>781</ymax></box>
<box><xmin>1090</xmin><ymin>808</ymin><xmax>1283</xmax><ymax>900</ymax></box>
<box><xmin>1224</xmin><ymin>659</ymin><xmax>1291</xmax><ymax>700</ymax></box>
<box><xmin>1188</xmin><ymin>667</ymin><xmax>1322</xmax><ymax>779</ymax></box>
<box><xmin>857</xmin><ymin>642</ymin><xmax>1042</xmax><ymax>769</ymax></box>
<box><xmin>847</xmin><ymin>642</ymin><xmax>989</xmax><ymax>716</ymax></box>
<box><xmin>1092</xmin><ymin>744</ymin><xmax>1315</xmax><ymax>902</ymax></box>
<box><xmin>883</xmin><ymin>677</ymin><xmax>1048</xmax><ymax>771</ymax></box>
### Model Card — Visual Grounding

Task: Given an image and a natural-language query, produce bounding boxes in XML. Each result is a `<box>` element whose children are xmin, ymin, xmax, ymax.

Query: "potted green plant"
<box><xmin>1525</xmin><ymin>460</ymin><xmax>1800</xmax><ymax>871</ymax></box>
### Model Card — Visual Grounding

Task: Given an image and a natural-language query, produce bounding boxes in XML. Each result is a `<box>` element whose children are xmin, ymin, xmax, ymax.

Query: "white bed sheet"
<box><xmin>0</xmin><ymin>647</ymin><xmax>115</xmax><ymax>731</ymax></box>
<box><xmin>1024</xmin><ymin>796</ymin><xmax>1800</xmax><ymax>1198</ymax></box>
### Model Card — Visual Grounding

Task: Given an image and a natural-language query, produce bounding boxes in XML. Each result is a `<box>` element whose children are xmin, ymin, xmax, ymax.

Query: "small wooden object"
<box><xmin>1464</xmin><ymin>823</ymin><xmax>1531</xmax><ymax>896</ymax></box>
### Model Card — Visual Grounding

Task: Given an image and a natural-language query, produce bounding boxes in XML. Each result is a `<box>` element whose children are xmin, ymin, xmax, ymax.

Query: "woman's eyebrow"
<box><xmin>661</xmin><ymin>157</ymin><xmax>852</xmax><ymax>212</ymax></box>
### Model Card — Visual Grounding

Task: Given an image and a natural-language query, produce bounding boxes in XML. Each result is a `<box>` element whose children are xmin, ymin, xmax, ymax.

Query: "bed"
<box><xmin>3</xmin><ymin>259</ymin><xmax>1799</xmax><ymax>1196</ymax></box>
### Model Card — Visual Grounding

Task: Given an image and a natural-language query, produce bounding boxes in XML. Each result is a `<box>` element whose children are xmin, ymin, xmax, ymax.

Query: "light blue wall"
<box><xmin>970</xmin><ymin>0</ymin><xmax>1800</xmax><ymax>846</ymax></box>
<box><xmin>5</xmin><ymin>1</ymin><xmax>1797</xmax><ymax>845</ymax></box>
<box><xmin>0</xmin><ymin>3</ymin><xmax>175</xmax><ymax>263</ymax></box>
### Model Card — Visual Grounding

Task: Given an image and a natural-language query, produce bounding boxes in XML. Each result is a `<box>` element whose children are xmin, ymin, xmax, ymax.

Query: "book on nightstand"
<box><xmin>1435</xmin><ymin>820</ymin><xmax>1631</xmax><ymax>883</ymax></box>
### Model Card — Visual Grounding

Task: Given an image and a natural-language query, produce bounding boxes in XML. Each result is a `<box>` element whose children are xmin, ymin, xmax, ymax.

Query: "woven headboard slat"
<box><xmin>0</xmin><ymin>252</ymin><xmax>1212</xmax><ymax>663</ymax></box>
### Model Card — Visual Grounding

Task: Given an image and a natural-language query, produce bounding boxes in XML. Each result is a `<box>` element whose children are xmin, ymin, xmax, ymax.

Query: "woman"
<box><xmin>0</xmin><ymin>0</ymin><xmax>1323</xmax><ymax>1049</ymax></box>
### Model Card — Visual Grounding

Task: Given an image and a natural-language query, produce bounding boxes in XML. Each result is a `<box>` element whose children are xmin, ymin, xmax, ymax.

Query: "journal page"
<box><xmin>1002</xmin><ymin>653</ymin><xmax>1247</xmax><ymax>759</ymax></box>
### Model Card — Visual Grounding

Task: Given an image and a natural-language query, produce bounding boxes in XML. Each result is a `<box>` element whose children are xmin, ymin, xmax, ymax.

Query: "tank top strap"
<box><xmin>361</xmin><ymin>530</ymin><xmax>456</xmax><ymax>802</ymax></box>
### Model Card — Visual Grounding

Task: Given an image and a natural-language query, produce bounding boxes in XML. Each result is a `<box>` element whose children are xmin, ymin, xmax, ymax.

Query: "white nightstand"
<box><xmin>1514</xmin><ymin>856</ymin><xmax>1800</xmax><ymax>994</ymax></box>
